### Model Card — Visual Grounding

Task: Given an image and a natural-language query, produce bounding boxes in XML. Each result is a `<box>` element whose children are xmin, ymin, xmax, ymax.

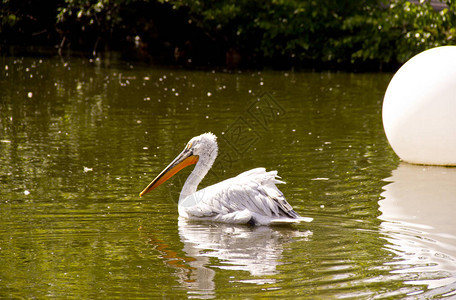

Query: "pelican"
<box><xmin>139</xmin><ymin>133</ymin><xmax>313</xmax><ymax>226</ymax></box>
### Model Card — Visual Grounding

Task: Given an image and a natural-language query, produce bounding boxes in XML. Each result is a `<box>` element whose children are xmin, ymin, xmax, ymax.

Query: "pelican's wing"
<box><xmin>182</xmin><ymin>168</ymin><xmax>305</xmax><ymax>224</ymax></box>
<box><xmin>233</xmin><ymin>168</ymin><xmax>300</xmax><ymax>218</ymax></box>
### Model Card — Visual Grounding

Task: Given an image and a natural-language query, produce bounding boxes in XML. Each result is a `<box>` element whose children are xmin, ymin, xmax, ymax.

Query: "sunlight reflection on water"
<box><xmin>2</xmin><ymin>56</ymin><xmax>456</xmax><ymax>298</ymax></box>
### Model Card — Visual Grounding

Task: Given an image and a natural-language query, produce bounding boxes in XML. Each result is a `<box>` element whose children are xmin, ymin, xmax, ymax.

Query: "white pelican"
<box><xmin>139</xmin><ymin>132</ymin><xmax>313</xmax><ymax>226</ymax></box>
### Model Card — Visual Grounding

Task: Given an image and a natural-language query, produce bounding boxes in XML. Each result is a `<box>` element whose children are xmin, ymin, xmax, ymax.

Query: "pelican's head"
<box><xmin>186</xmin><ymin>132</ymin><xmax>218</xmax><ymax>165</ymax></box>
<box><xmin>139</xmin><ymin>132</ymin><xmax>218</xmax><ymax>197</ymax></box>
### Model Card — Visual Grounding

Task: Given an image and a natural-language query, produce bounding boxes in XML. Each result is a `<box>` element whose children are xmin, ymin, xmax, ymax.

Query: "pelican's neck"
<box><xmin>178</xmin><ymin>157</ymin><xmax>214</xmax><ymax>203</ymax></box>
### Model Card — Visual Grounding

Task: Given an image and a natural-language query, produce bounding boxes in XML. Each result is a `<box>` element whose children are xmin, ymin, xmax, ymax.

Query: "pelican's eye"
<box><xmin>186</xmin><ymin>142</ymin><xmax>193</xmax><ymax>150</ymax></box>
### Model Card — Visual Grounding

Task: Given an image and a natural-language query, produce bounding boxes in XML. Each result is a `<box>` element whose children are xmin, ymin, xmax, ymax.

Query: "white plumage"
<box><xmin>140</xmin><ymin>132</ymin><xmax>313</xmax><ymax>226</ymax></box>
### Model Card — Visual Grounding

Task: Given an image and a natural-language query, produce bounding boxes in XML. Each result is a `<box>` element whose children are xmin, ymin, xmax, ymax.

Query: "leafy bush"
<box><xmin>2</xmin><ymin>0</ymin><xmax>456</xmax><ymax>69</ymax></box>
<box><xmin>164</xmin><ymin>0</ymin><xmax>456</xmax><ymax>68</ymax></box>
<box><xmin>343</xmin><ymin>0</ymin><xmax>456</xmax><ymax>66</ymax></box>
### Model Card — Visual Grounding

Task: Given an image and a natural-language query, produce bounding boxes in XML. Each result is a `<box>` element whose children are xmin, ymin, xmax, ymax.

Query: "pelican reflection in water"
<box><xmin>140</xmin><ymin>133</ymin><xmax>312</xmax><ymax>225</ymax></box>
<box><xmin>145</xmin><ymin>219</ymin><xmax>312</xmax><ymax>298</ymax></box>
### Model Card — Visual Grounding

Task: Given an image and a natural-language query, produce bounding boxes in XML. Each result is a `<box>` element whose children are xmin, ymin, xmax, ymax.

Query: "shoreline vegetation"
<box><xmin>1</xmin><ymin>0</ymin><xmax>455</xmax><ymax>71</ymax></box>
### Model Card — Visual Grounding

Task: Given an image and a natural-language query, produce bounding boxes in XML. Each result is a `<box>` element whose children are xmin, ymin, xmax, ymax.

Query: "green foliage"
<box><xmin>164</xmin><ymin>0</ymin><xmax>380</xmax><ymax>65</ymax></box>
<box><xmin>1</xmin><ymin>1</ymin><xmax>16</xmax><ymax>29</ymax></box>
<box><xmin>56</xmin><ymin>0</ymin><xmax>128</xmax><ymax>51</ymax></box>
<box><xmin>2</xmin><ymin>0</ymin><xmax>456</xmax><ymax>69</ymax></box>
<box><xmin>164</xmin><ymin>0</ymin><xmax>456</xmax><ymax>67</ymax></box>
<box><xmin>343</xmin><ymin>0</ymin><xmax>456</xmax><ymax>65</ymax></box>
<box><xmin>57</xmin><ymin>0</ymin><xmax>125</xmax><ymax>31</ymax></box>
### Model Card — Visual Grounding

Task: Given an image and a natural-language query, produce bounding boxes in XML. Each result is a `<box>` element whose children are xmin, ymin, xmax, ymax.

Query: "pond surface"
<box><xmin>1</xmin><ymin>56</ymin><xmax>456</xmax><ymax>299</ymax></box>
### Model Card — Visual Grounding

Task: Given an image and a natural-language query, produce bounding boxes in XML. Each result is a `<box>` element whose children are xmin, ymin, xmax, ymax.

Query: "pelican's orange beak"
<box><xmin>139</xmin><ymin>148</ymin><xmax>199</xmax><ymax>197</ymax></box>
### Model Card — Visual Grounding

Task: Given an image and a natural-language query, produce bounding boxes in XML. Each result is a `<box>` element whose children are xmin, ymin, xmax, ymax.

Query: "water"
<box><xmin>1</xmin><ymin>56</ymin><xmax>456</xmax><ymax>298</ymax></box>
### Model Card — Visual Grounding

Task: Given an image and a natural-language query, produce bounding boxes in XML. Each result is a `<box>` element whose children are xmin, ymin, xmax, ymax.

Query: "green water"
<box><xmin>1</xmin><ymin>56</ymin><xmax>456</xmax><ymax>299</ymax></box>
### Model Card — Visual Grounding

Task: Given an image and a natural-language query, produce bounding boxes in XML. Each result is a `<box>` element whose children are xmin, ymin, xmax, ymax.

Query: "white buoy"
<box><xmin>382</xmin><ymin>46</ymin><xmax>456</xmax><ymax>166</ymax></box>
